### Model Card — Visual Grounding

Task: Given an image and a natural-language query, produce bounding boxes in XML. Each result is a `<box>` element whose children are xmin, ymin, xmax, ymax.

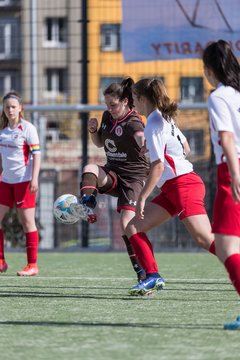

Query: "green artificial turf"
<box><xmin>0</xmin><ymin>252</ymin><xmax>239</xmax><ymax>360</ymax></box>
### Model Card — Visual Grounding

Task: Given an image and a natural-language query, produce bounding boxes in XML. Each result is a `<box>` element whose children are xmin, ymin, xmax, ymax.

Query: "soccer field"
<box><xmin>0</xmin><ymin>252</ymin><xmax>239</xmax><ymax>360</ymax></box>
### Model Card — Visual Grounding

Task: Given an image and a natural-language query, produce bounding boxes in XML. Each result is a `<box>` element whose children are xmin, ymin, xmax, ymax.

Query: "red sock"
<box><xmin>208</xmin><ymin>240</ymin><xmax>216</xmax><ymax>255</ymax></box>
<box><xmin>129</xmin><ymin>232</ymin><xmax>159</xmax><ymax>274</ymax></box>
<box><xmin>25</xmin><ymin>231</ymin><xmax>39</xmax><ymax>264</ymax></box>
<box><xmin>0</xmin><ymin>229</ymin><xmax>4</xmax><ymax>260</ymax></box>
<box><xmin>224</xmin><ymin>254</ymin><xmax>240</xmax><ymax>295</ymax></box>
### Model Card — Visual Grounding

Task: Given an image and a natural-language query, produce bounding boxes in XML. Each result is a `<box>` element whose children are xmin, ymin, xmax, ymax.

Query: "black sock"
<box><xmin>122</xmin><ymin>235</ymin><xmax>145</xmax><ymax>275</ymax></box>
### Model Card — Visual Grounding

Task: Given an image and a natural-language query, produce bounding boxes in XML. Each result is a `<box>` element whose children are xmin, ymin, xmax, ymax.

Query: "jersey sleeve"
<box><xmin>97</xmin><ymin>111</ymin><xmax>108</xmax><ymax>137</ymax></box>
<box><xmin>208</xmin><ymin>94</ymin><xmax>234</xmax><ymax>132</ymax></box>
<box><xmin>176</xmin><ymin>127</ymin><xmax>186</xmax><ymax>144</ymax></box>
<box><xmin>26</xmin><ymin>123</ymin><xmax>41</xmax><ymax>154</ymax></box>
<box><xmin>126</xmin><ymin>118</ymin><xmax>145</xmax><ymax>137</ymax></box>
<box><xmin>145</xmin><ymin>120</ymin><xmax>166</xmax><ymax>163</ymax></box>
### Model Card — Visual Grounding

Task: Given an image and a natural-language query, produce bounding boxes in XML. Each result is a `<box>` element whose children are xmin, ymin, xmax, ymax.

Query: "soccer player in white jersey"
<box><xmin>0</xmin><ymin>91</ymin><xmax>41</xmax><ymax>276</ymax></box>
<box><xmin>125</xmin><ymin>78</ymin><xmax>216</xmax><ymax>296</ymax></box>
<box><xmin>203</xmin><ymin>40</ymin><xmax>240</xmax><ymax>330</ymax></box>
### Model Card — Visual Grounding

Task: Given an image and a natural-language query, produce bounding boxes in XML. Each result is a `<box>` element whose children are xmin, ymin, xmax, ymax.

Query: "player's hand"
<box><xmin>231</xmin><ymin>175</ymin><xmax>240</xmax><ymax>203</ymax></box>
<box><xmin>29</xmin><ymin>179</ymin><xmax>39</xmax><ymax>193</ymax></box>
<box><xmin>136</xmin><ymin>196</ymin><xmax>146</xmax><ymax>219</ymax></box>
<box><xmin>88</xmin><ymin>118</ymin><xmax>98</xmax><ymax>133</ymax></box>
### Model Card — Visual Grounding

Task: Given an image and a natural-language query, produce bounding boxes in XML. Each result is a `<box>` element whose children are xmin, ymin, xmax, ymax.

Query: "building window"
<box><xmin>0</xmin><ymin>0</ymin><xmax>11</xmax><ymax>5</ymax></box>
<box><xmin>0</xmin><ymin>18</ymin><xmax>20</xmax><ymax>59</ymax></box>
<box><xmin>45</xmin><ymin>68</ymin><xmax>67</xmax><ymax>98</ymax></box>
<box><xmin>180</xmin><ymin>77</ymin><xmax>203</xmax><ymax>103</ymax></box>
<box><xmin>0</xmin><ymin>71</ymin><xmax>21</xmax><ymax>96</ymax></box>
<box><xmin>182</xmin><ymin>129</ymin><xmax>204</xmax><ymax>156</ymax></box>
<box><xmin>100</xmin><ymin>24</ymin><xmax>120</xmax><ymax>52</ymax></box>
<box><xmin>0</xmin><ymin>0</ymin><xmax>20</xmax><ymax>5</ymax></box>
<box><xmin>99</xmin><ymin>77</ymin><xmax>123</xmax><ymax>103</ymax></box>
<box><xmin>44</xmin><ymin>17</ymin><xmax>67</xmax><ymax>47</ymax></box>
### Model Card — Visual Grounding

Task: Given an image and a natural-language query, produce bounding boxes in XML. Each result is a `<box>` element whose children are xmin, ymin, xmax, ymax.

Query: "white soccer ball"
<box><xmin>53</xmin><ymin>194</ymin><xmax>79</xmax><ymax>225</ymax></box>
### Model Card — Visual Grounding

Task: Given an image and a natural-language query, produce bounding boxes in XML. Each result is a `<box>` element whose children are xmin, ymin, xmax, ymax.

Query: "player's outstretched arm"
<box><xmin>88</xmin><ymin>117</ymin><xmax>103</xmax><ymax>148</ymax></box>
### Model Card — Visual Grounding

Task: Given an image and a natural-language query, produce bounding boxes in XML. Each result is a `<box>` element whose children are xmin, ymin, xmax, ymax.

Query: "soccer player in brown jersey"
<box><xmin>70</xmin><ymin>77</ymin><xmax>164</xmax><ymax>284</ymax></box>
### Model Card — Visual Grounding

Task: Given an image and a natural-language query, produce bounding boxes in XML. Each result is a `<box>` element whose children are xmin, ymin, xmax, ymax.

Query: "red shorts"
<box><xmin>152</xmin><ymin>172</ymin><xmax>207</xmax><ymax>220</ymax></box>
<box><xmin>0</xmin><ymin>181</ymin><xmax>37</xmax><ymax>208</ymax></box>
<box><xmin>212</xmin><ymin>162</ymin><xmax>240</xmax><ymax>236</ymax></box>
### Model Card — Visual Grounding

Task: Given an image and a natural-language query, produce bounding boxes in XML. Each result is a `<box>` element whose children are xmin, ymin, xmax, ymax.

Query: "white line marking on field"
<box><xmin>0</xmin><ymin>276</ymin><xmax>229</xmax><ymax>282</ymax></box>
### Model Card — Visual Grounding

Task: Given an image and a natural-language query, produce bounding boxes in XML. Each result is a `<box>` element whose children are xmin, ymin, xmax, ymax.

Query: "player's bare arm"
<box><xmin>136</xmin><ymin>159</ymin><xmax>163</xmax><ymax>219</ymax></box>
<box><xmin>88</xmin><ymin>117</ymin><xmax>104</xmax><ymax>147</ymax></box>
<box><xmin>220</xmin><ymin>130</ymin><xmax>240</xmax><ymax>202</ymax></box>
<box><xmin>30</xmin><ymin>153</ymin><xmax>41</xmax><ymax>193</ymax></box>
<box><xmin>133</xmin><ymin>130</ymin><xmax>145</xmax><ymax>148</ymax></box>
<box><xmin>183</xmin><ymin>140</ymin><xmax>191</xmax><ymax>157</ymax></box>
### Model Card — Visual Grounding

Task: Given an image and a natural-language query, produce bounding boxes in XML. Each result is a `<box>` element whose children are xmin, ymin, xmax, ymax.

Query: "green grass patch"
<box><xmin>0</xmin><ymin>252</ymin><xmax>239</xmax><ymax>360</ymax></box>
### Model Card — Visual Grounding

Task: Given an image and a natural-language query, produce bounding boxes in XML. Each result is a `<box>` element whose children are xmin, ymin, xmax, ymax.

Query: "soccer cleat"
<box><xmin>70</xmin><ymin>196</ymin><xmax>97</xmax><ymax>223</ymax></box>
<box><xmin>129</xmin><ymin>275</ymin><xmax>165</xmax><ymax>296</ymax></box>
<box><xmin>17</xmin><ymin>263</ymin><xmax>39</xmax><ymax>276</ymax></box>
<box><xmin>0</xmin><ymin>259</ymin><xmax>8</xmax><ymax>273</ymax></box>
<box><xmin>224</xmin><ymin>316</ymin><xmax>240</xmax><ymax>330</ymax></box>
<box><xmin>81</xmin><ymin>194</ymin><xmax>97</xmax><ymax>209</ymax></box>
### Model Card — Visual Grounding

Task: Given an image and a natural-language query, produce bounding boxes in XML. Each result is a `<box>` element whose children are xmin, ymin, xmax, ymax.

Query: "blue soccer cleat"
<box><xmin>81</xmin><ymin>194</ymin><xmax>97</xmax><ymax>209</ymax></box>
<box><xmin>129</xmin><ymin>275</ymin><xmax>165</xmax><ymax>296</ymax></box>
<box><xmin>224</xmin><ymin>316</ymin><xmax>240</xmax><ymax>330</ymax></box>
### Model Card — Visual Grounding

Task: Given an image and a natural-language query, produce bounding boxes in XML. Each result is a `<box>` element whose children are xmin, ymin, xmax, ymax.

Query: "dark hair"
<box><xmin>103</xmin><ymin>77</ymin><xmax>134</xmax><ymax>109</ymax></box>
<box><xmin>132</xmin><ymin>78</ymin><xmax>178</xmax><ymax>121</ymax></box>
<box><xmin>0</xmin><ymin>91</ymin><xmax>24</xmax><ymax>129</ymax></box>
<box><xmin>202</xmin><ymin>40</ymin><xmax>240</xmax><ymax>91</ymax></box>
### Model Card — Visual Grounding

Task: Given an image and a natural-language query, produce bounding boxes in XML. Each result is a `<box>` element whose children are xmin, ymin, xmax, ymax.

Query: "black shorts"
<box><xmin>98</xmin><ymin>166</ymin><xmax>146</xmax><ymax>212</ymax></box>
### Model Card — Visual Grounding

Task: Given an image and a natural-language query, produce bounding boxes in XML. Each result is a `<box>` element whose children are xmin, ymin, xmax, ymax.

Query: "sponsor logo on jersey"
<box><xmin>105</xmin><ymin>139</ymin><xmax>117</xmax><ymax>153</ymax></box>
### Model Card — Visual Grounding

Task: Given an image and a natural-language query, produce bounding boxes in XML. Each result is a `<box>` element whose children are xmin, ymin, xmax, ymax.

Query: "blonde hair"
<box><xmin>0</xmin><ymin>91</ymin><xmax>25</xmax><ymax>129</ymax></box>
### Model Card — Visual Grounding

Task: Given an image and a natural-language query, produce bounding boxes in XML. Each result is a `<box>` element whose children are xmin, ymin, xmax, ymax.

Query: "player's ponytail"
<box><xmin>203</xmin><ymin>40</ymin><xmax>240</xmax><ymax>92</ymax></box>
<box><xmin>133</xmin><ymin>78</ymin><xmax>178</xmax><ymax>121</ymax></box>
<box><xmin>120</xmin><ymin>77</ymin><xmax>134</xmax><ymax>109</ymax></box>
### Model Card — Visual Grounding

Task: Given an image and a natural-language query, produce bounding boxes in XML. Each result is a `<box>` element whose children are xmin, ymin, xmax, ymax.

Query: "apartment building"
<box><xmin>0</xmin><ymin>0</ymin><xmax>82</xmax><ymax>102</ymax></box>
<box><xmin>0</xmin><ymin>0</ymin><xmax>21</xmax><ymax>96</ymax></box>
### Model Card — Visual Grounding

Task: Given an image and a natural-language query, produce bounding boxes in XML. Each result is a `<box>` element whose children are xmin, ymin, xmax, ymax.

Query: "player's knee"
<box><xmin>83</xmin><ymin>164</ymin><xmax>98</xmax><ymax>174</ymax></box>
<box><xmin>194</xmin><ymin>234</ymin><xmax>211</xmax><ymax>250</ymax></box>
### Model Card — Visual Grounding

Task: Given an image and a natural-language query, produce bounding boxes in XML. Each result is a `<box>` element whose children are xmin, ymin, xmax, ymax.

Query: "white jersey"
<box><xmin>208</xmin><ymin>83</ymin><xmax>240</xmax><ymax>165</ymax></box>
<box><xmin>145</xmin><ymin>109</ymin><xmax>193</xmax><ymax>188</ymax></box>
<box><xmin>0</xmin><ymin>119</ymin><xmax>41</xmax><ymax>184</ymax></box>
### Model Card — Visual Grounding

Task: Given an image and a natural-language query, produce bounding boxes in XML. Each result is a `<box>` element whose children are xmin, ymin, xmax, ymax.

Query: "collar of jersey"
<box><xmin>110</xmin><ymin>109</ymin><xmax>134</xmax><ymax>133</ymax></box>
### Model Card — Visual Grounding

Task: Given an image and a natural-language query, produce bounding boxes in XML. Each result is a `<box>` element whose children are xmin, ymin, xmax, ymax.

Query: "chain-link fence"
<box><xmin>19</xmin><ymin>104</ymin><xmax>215</xmax><ymax>252</ymax></box>
<box><xmin>0</xmin><ymin>0</ymin><xmax>221</xmax><ymax>251</ymax></box>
